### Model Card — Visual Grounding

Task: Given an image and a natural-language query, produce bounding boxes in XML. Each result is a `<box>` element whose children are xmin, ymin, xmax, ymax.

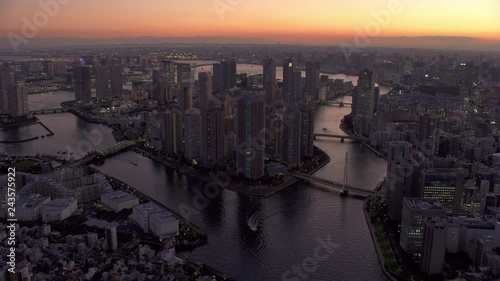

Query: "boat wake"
<box><xmin>247</xmin><ymin>211</ymin><xmax>262</xmax><ymax>232</ymax></box>
<box><xmin>247</xmin><ymin>210</ymin><xmax>280</xmax><ymax>232</ymax></box>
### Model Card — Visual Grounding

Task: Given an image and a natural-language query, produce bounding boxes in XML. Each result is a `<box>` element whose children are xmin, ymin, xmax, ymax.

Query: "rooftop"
<box><xmin>101</xmin><ymin>190</ymin><xmax>138</xmax><ymax>203</ymax></box>
<box><xmin>133</xmin><ymin>202</ymin><xmax>163</xmax><ymax>214</ymax></box>
<box><xmin>404</xmin><ymin>198</ymin><xmax>444</xmax><ymax>210</ymax></box>
<box><xmin>41</xmin><ymin>198</ymin><xmax>77</xmax><ymax>211</ymax></box>
<box><xmin>18</xmin><ymin>196</ymin><xmax>51</xmax><ymax>209</ymax></box>
<box><xmin>149</xmin><ymin>211</ymin><xmax>177</xmax><ymax>223</ymax></box>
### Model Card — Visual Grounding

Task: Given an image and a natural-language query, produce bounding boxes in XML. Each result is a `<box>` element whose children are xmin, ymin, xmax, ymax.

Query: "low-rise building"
<box><xmin>40</xmin><ymin>198</ymin><xmax>77</xmax><ymax>222</ymax></box>
<box><xmin>16</xmin><ymin>196</ymin><xmax>51</xmax><ymax>221</ymax></box>
<box><xmin>132</xmin><ymin>203</ymin><xmax>163</xmax><ymax>232</ymax></box>
<box><xmin>149</xmin><ymin>211</ymin><xmax>179</xmax><ymax>239</ymax></box>
<box><xmin>100</xmin><ymin>190</ymin><xmax>139</xmax><ymax>212</ymax></box>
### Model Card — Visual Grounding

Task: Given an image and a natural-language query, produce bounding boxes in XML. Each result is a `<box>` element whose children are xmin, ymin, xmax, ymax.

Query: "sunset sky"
<box><xmin>0</xmin><ymin>0</ymin><xmax>499</xmax><ymax>45</ymax></box>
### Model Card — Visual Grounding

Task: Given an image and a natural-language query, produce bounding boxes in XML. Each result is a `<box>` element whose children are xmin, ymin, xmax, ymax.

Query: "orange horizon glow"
<box><xmin>0</xmin><ymin>0</ymin><xmax>499</xmax><ymax>45</ymax></box>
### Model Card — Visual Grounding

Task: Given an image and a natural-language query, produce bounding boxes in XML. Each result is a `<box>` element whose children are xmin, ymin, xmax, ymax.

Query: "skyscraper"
<box><xmin>7</xmin><ymin>81</ymin><xmax>29</xmax><ymax>117</ymax></box>
<box><xmin>281</xmin><ymin>104</ymin><xmax>302</xmax><ymax>167</ymax></box>
<box><xmin>212</xmin><ymin>63</ymin><xmax>223</xmax><ymax>93</ymax></box>
<box><xmin>110</xmin><ymin>64</ymin><xmax>123</xmax><ymax>96</ymax></box>
<box><xmin>292</xmin><ymin>71</ymin><xmax>302</xmax><ymax>101</ymax></box>
<box><xmin>177</xmin><ymin>63</ymin><xmax>192</xmax><ymax>88</ymax></box>
<box><xmin>420</xmin><ymin>217</ymin><xmax>447</xmax><ymax>276</ymax></box>
<box><xmin>352</xmin><ymin>69</ymin><xmax>375</xmax><ymax>136</ymax></box>
<box><xmin>198</xmin><ymin>72</ymin><xmax>213</xmax><ymax>110</ymax></box>
<box><xmin>44</xmin><ymin>60</ymin><xmax>55</xmax><ymax>77</ymax></box>
<box><xmin>420</xmin><ymin>168</ymin><xmax>464</xmax><ymax>213</ymax></box>
<box><xmin>184</xmin><ymin>109</ymin><xmax>201</xmax><ymax>161</ymax></box>
<box><xmin>73</xmin><ymin>64</ymin><xmax>92</xmax><ymax>103</ymax></box>
<box><xmin>400</xmin><ymin>198</ymin><xmax>446</xmax><ymax>255</ymax></box>
<box><xmin>265</xmin><ymin>112</ymin><xmax>283</xmax><ymax>158</ymax></box>
<box><xmin>385</xmin><ymin>141</ymin><xmax>416</xmax><ymax>221</ymax></box>
<box><xmin>237</xmin><ymin>92</ymin><xmax>265</xmax><ymax>180</ymax></box>
<box><xmin>386</xmin><ymin>141</ymin><xmax>413</xmax><ymax>174</ymax></box>
<box><xmin>0</xmin><ymin>66</ymin><xmax>14</xmax><ymax>113</ymax></box>
<box><xmin>263</xmin><ymin>58</ymin><xmax>276</xmax><ymax>105</ymax></box>
<box><xmin>228</xmin><ymin>59</ymin><xmax>237</xmax><ymax>89</ymax></box>
<box><xmin>152</xmin><ymin>69</ymin><xmax>166</xmax><ymax>106</ymax></box>
<box><xmin>386</xmin><ymin>158</ymin><xmax>421</xmax><ymax>222</ymax></box>
<box><xmin>178</xmin><ymin>86</ymin><xmax>193</xmax><ymax>113</ymax></box>
<box><xmin>161</xmin><ymin>59</ymin><xmax>176</xmax><ymax>85</ymax></box>
<box><xmin>299</xmin><ymin>104</ymin><xmax>315</xmax><ymax>158</ymax></box>
<box><xmin>163</xmin><ymin>109</ymin><xmax>183</xmax><ymax>155</ymax></box>
<box><xmin>95</xmin><ymin>65</ymin><xmax>110</xmax><ymax>98</ymax></box>
<box><xmin>305</xmin><ymin>61</ymin><xmax>320</xmax><ymax>99</ymax></box>
<box><xmin>219</xmin><ymin>59</ymin><xmax>237</xmax><ymax>91</ymax></box>
<box><xmin>201</xmin><ymin>101</ymin><xmax>225</xmax><ymax>168</ymax></box>
<box><xmin>283</xmin><ymin>58</ymin><xmax>296</xmax><ymax>103</ymax></box>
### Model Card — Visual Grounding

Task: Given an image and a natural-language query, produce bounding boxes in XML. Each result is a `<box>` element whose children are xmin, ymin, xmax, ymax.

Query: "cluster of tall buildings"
<box><xmin>373</xmin><ymin>58</ymin><xmax>500</xmax><ymax>276</ymax></box>
<box><xmin>73</xmin><ymin>61</ymin><xmax>124</xmax><ymax>103</ymax></box>
<box><xmin>0</xmin><ymin>65</ymin><xmax>29</xmax><ymax>117</ymax></box>
<box><xmin>150</xmin><ymin>58</ymin><xmax>315</xmax><ymax>180</ymax></box>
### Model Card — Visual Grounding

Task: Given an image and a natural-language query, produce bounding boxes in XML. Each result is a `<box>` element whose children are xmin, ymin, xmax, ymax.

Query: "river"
<box><xmin>1</xmin><ymin>71</ymin><xmax>389</xmax><ymax>280</ymax></box>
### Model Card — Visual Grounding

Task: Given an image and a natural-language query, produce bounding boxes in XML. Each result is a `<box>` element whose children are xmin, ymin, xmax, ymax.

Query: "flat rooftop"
<box><xmin>404</xmin><ymin>198</ymin><xmax>444</xmax><ymax>210</ymax></box>
<box><xmin>18</xmin><ymin>196</ymin><xmax>51</xmax><ymax>209</ymax></box>
<box><xmin>101</xmin><ymin>190</ymin><xmax>138</xmax><ymax>203</ymax></box>
<box><xmin>41</xmin><ymin>198</ymin><xmax>76</xmax><ymax>211</ymax></box>
<box><xmin>149</xmin><ymin>211</ymin><xmax>177</xmax><ymax>223</ymax></box>
<box><xmin>133</xmin><ymin>202</ymin><xmax>163</xmax><ymax>214</ymax></box>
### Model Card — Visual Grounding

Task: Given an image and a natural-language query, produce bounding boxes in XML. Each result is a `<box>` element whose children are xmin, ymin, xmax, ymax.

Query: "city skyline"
<box><xmin>0</xmin><ymin>0</ymin><xmax>499</xmax><ymax>50</ymax></box>
<box><xmin>1</xmin><ymin>1</ymin><xmax>500</xmax><ymax>279</ymax></box>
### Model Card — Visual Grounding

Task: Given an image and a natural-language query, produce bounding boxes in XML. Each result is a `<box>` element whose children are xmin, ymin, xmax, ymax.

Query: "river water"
<box><xmin>1</xmin><ymin>69</ymin><xmax>389</xmax><ymax>280</ymax></box>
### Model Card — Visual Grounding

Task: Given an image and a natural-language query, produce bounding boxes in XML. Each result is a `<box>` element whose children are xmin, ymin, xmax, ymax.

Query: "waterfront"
<box><xmin>2</xmin><ymin>83</ymin><xmax>389</xmax><ymax>281</ymax></box>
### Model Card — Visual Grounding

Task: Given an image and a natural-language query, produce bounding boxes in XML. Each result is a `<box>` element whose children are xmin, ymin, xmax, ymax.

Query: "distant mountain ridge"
<box><xmin>0</xmin><ymin>35</ymin><xmax>498</xmax><ymax>52</ymax></box>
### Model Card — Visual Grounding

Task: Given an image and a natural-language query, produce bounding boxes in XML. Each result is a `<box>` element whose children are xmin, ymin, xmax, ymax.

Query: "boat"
<box><xmin>247</xmin><ymin>220</ymin><xmax>258</xmax><ymax>232</ymax></box>
<box><xmin>131</xmin><ymin>161</ymin><xmax>138</xmax><ymax>166</ymax></box>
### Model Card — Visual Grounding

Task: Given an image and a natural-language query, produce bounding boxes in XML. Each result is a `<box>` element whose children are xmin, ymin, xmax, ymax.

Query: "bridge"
<box><xmin>313</xmin><ymin>133</ymin><xmax>366</xmax><ymax>142</ymax></box>
<box><xmin>325</xmin><ymin>101</ymin><xmax>352</xmax><ymax>107</ymax></box>
<box><xmin>294</xmin><ymin>172</ymin><xmax>376</xmax><ymax>198</ymax></box>
<box><xmin>30</xmin><ymin>107</ymin><xmax>68</xmax><ymax>114</ymax></box>
<box><xmin>68</xmin><ymin>140</ymin><xmax>137</xmax><ymax>167</ymax></box>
